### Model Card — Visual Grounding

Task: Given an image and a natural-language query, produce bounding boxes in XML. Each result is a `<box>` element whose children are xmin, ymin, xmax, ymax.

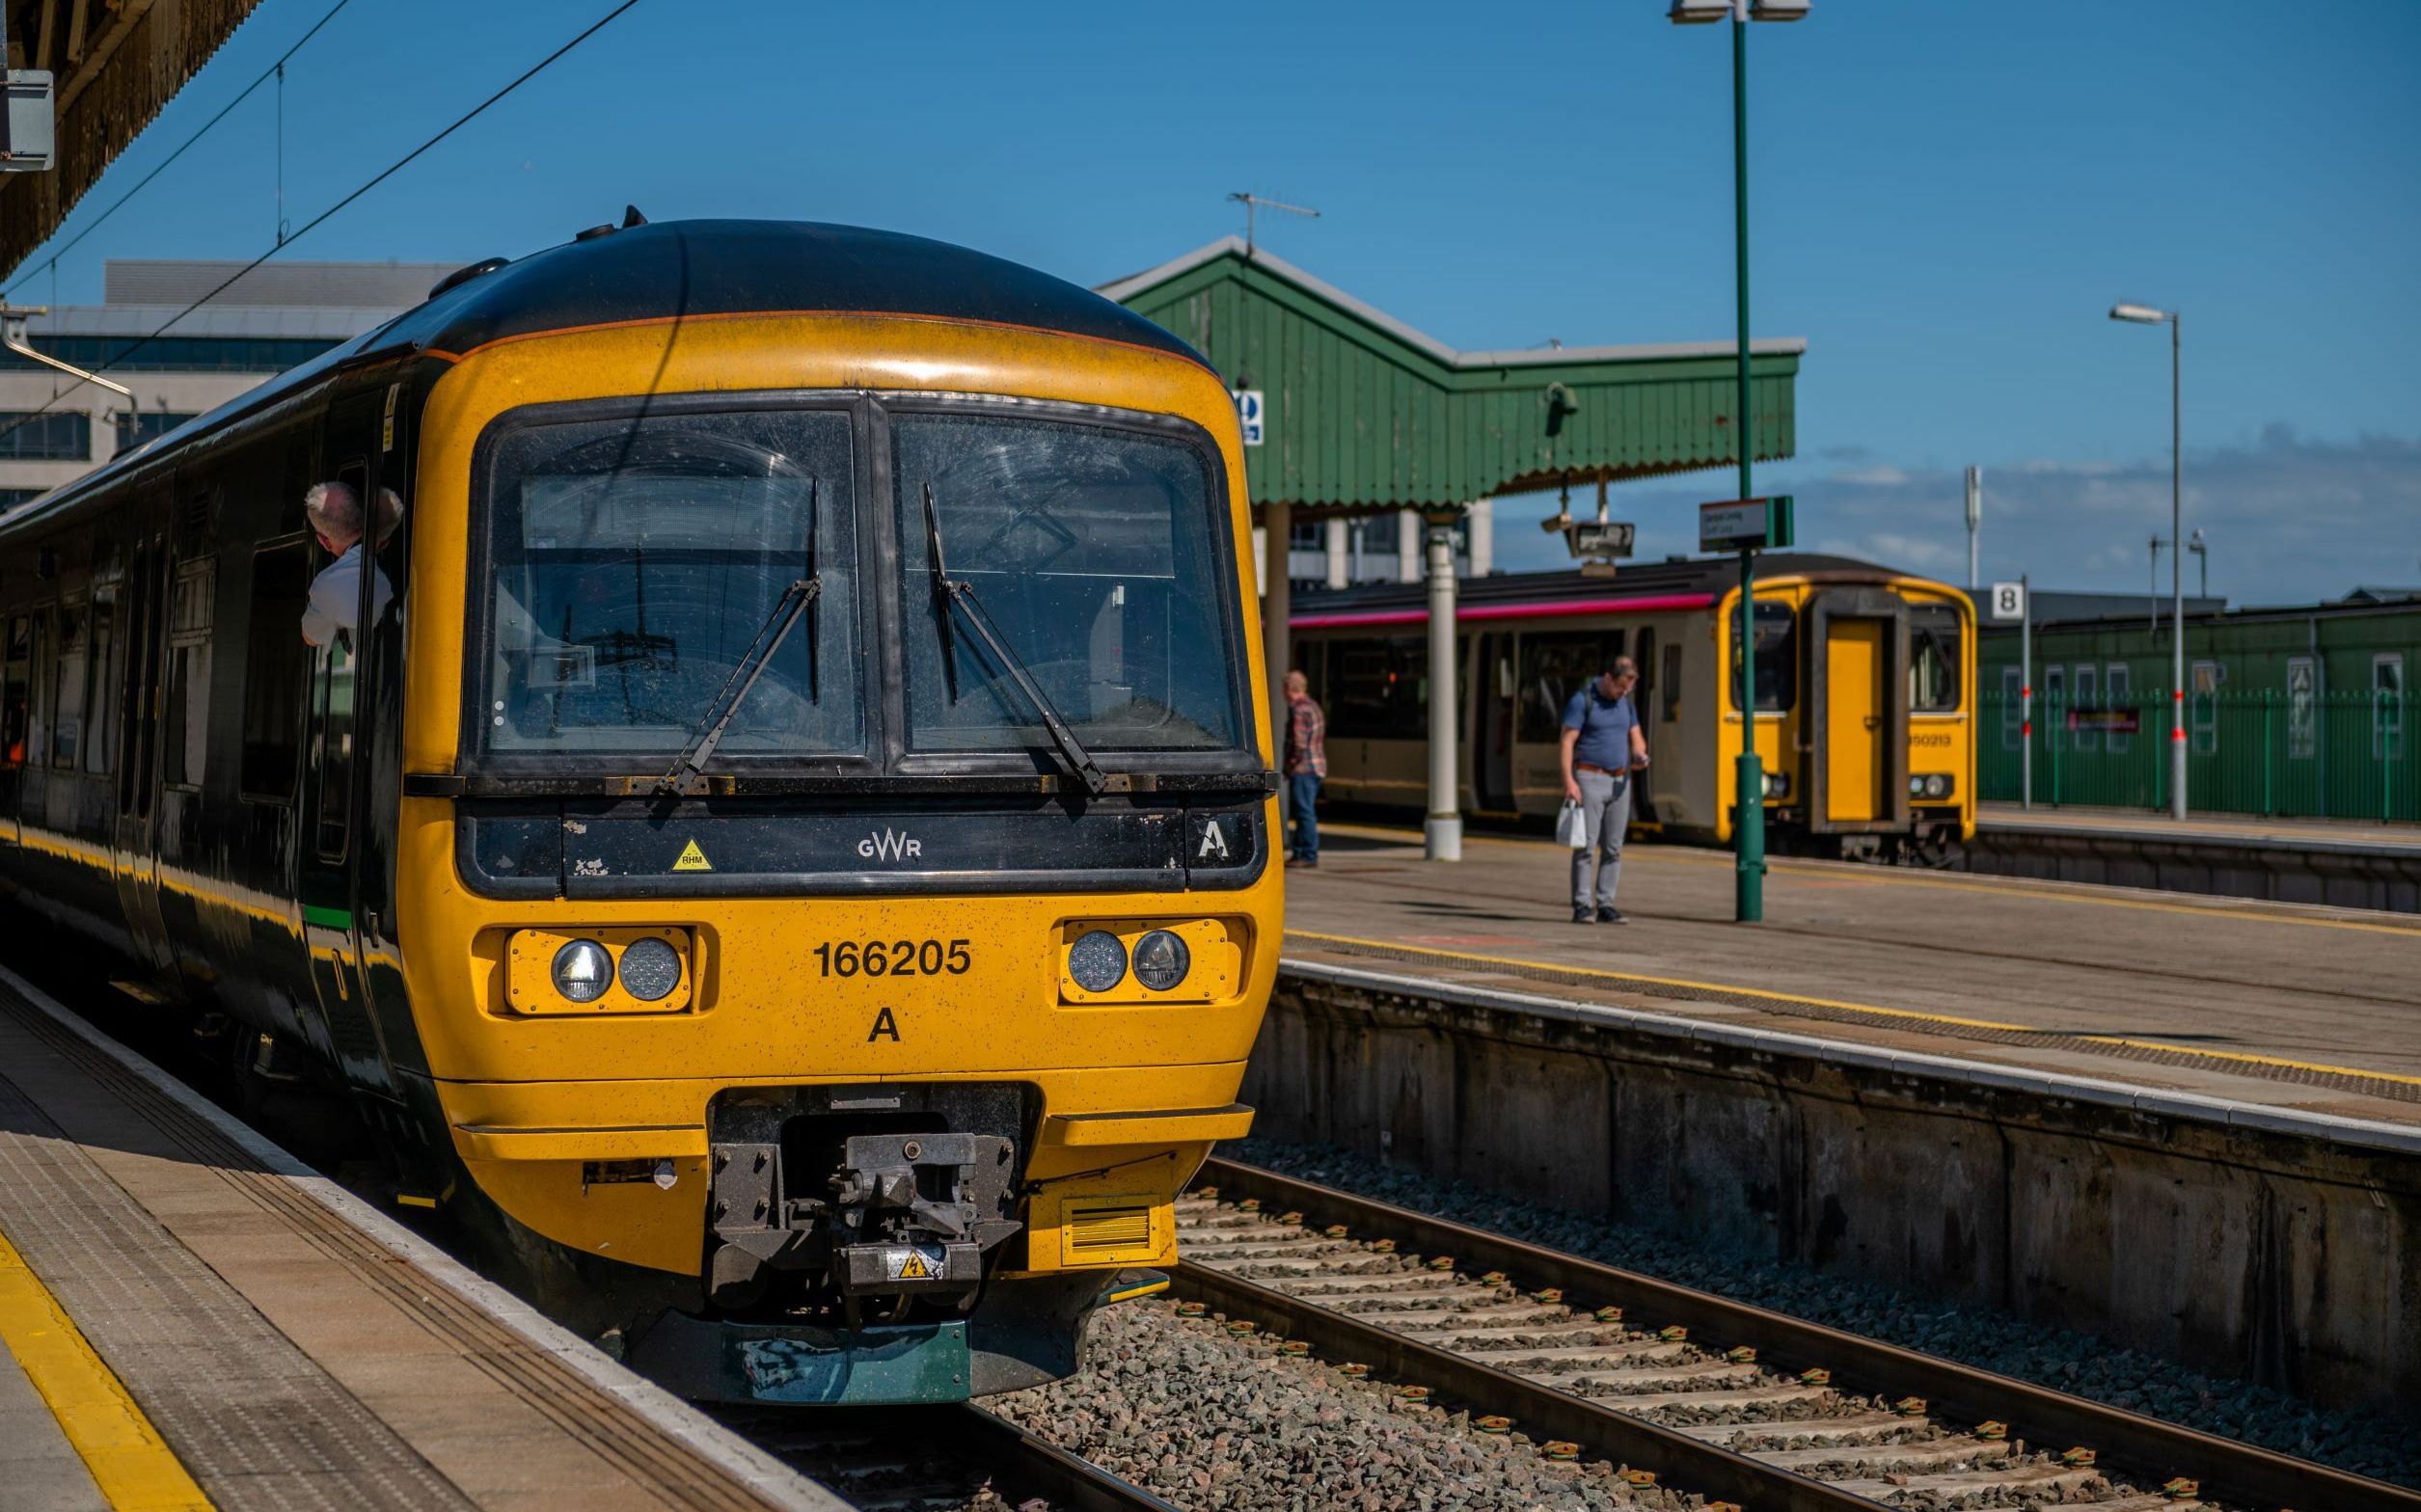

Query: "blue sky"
<box><xmin>11</xmin><ymin>0</ymin><xmax>2416</xmax><ymax>600</ymax></box>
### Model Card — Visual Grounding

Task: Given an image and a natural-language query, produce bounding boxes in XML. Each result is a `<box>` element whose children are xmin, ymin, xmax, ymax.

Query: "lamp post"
<box><xmin>2109</xmin><ymin>301</ymin><xmax>2184</xmax><ymax>819</ymax></box>
<box><xmin>1673</xmin><ymin>0</ymin><xmax>1804</xmax><ymax>923</ymax></box>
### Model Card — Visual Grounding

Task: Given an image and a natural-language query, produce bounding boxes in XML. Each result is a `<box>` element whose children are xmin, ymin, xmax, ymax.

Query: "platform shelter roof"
<box><xmin>1099</xmin><ymin>237</ymin><xmax>1804</xmax><ymax>518</ymax></box>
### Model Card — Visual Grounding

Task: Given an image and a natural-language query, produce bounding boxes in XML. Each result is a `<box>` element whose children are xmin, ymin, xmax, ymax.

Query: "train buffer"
<box><xmin>1286</xmin><ymin>821</ymin><xmax>2421</xmax><ymax>1129</ymax></box>
<box><xmin>0</xmin><ymin>967</ymin><xmax>847</xmax><ymax>1512</ymax></box>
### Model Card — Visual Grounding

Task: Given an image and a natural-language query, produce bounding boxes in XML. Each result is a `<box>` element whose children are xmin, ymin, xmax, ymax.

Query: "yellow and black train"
<box><xmin>0</xmin><ymin>219</ymin><xmax>1280</xmax><ymax>1403</ymax></box>
<box><xmin>1292</xmin><ymin>554</ymin><xmax>1976</xmax><ymax>859</ymax></box>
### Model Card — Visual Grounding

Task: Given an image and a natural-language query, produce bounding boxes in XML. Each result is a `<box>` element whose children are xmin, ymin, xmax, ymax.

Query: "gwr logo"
<box><xmin>857</xmin><ymin>828</ymin><xmax>923</xmax><ymax>861</ymax></box>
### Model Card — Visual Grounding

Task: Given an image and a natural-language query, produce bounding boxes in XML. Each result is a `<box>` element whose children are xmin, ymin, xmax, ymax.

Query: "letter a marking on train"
<box><xmin>672</xmin><ymin>839</ymin><xmax>713</xmax><ymax>872</ymax></box>
<box><xmin>867</xmin><ymin>1007</ymin><xmax>900</xmax><ymax>1042</ymax></box>
<box><xmin>1198</xmin><ymin>821</ymin><xmax>1230</xmax><ymax>859</ymax></box>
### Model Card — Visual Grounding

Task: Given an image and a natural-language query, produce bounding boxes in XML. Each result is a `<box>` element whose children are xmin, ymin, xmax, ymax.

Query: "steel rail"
<box><xmin>1201</xmin><ymin>1156</ymin><xmax>2421</xmax><ymax>1512</ymax></box>
<box><xmin>953</xmin><ymin>1403</ymin><xmax>1183</xmax><ymax>1512</ymax></box>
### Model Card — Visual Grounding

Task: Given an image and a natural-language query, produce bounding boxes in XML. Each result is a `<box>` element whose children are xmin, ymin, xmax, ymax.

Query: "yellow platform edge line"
<box><xmin>1316</xmin><ymin>821</ymin><xmax>2421</xmax><ymax>937</ymax></box>
<box><xmin>0</xmin><ymin>1228</ymin><xmax>214</xmax><ymax>1512</ymax></box>
<box><xmin>1288</xmin><ymin>929</ymin><xmax>2421</xmax><ymax>1092</ymax></box>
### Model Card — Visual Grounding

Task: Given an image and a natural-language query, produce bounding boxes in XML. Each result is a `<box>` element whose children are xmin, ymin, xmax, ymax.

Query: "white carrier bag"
<box><xmin>1555</xmin><ymin>797</ymin><xmax>1590</xmax><ymax>850</ymax></box>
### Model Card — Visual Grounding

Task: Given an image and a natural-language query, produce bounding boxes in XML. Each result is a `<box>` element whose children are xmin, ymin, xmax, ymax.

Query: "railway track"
<box><xmin>1177</xmin><ymin>1157</ymin><xmax>2421</xmax><ymax>1512</ymax></box>
<box><xmin>719</xmin><ymin>1401</ymin><xmax>1179</xmax><ymax>1512</ymax></box>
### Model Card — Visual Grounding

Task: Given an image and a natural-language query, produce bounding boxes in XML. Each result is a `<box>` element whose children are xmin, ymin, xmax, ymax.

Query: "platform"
<box><xmin>1286</xmin><ymin>822</ymin><xmax>2421</xmax><ymax>1129</ymax></box>
<box><xmin>0</xmin><ymin>966</ymin><xmax>844</xmax><ymax>1512</ymax></box>
<box><xmin>1968</xmin><ymin>802</ymin><xmax>2421</xmax><ymax>911</ymax></box>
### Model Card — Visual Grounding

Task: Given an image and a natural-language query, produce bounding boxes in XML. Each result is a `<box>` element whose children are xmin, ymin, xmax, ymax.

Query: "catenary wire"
<box><xmin>0</xmin><ymin>0</ymin><xmax>642</xmax><ymax>446</ymax></box>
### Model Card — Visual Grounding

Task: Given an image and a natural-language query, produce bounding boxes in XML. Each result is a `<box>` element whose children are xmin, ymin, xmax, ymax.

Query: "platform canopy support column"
<box><xmin>1424</xmin><ymin>507</ymin><xmax>1464</xmax><ymax>861</ymax></box>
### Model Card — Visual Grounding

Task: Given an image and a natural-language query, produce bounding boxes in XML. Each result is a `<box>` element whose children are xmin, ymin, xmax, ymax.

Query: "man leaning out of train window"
<box><xmin>1559</xmin><ymin>656</ymin><xmax>1648</xmax><ymax>926</ymax></box>
<box><xmin>299</xmin><ymin>481</ymin><xmax>397</xmax><ymax>648</ymax></box>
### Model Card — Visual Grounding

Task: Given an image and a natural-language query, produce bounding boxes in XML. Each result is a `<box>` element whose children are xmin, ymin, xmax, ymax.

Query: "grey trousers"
<box><xmin>1571</xmin><ymin>769</ymin><xmax>1632</xmax><ymax>910</ymax></box>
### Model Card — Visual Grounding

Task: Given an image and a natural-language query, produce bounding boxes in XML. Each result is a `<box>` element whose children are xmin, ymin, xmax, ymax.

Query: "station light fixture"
<box><xmin>2109</xmin><ymin>303</ymin><xmax>2172</xmax><ymax>325</ymax></box>
<box><xmin>1668</xmin><ymin>0</ymin><xmax>1735</xmax><ymax>23</ymax></box>
<box><xmin>1669</xmin><ymin>0</ymin><xmax>1808</xmax><ymax>21</ymax></box>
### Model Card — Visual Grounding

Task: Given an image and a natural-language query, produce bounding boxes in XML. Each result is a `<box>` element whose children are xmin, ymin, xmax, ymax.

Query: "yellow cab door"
<box><xmin>1825</xmin><ymin>618</ymin><xmax>1888</xmax><ymax>824</ymax></box>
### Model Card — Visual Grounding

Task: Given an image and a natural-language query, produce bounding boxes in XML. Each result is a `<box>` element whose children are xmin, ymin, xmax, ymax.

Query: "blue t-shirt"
<box><xmin>1562</xmin><ymin>686</ymin><xmax>1639</xmax><ymax>772</ymax></box>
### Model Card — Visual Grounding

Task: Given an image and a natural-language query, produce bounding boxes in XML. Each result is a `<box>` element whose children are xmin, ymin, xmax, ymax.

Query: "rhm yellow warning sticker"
<box><xmin>672</xmin><ymin>839</ymin><xmax>713</xmax><ymax>872</ymax></box>
<box><xmin>889</xmin><ymin>1247</ymin><xmax>940</xmax><ymax>1281</ymax></box>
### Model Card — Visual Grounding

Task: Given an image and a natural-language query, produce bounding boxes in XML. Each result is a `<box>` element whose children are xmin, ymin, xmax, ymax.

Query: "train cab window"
<box><xmin>1908</xmin><ymin>604</ymin><xmax>1961</xmax><ymax>713</ymax></box>
<box><xmin>1517</xmin><ymin>632</ymin><xmax>1618</xmax><ymax>742</ymax></box>
<box><xmin>50</xmin><ymin>599</ymin><xmax>86</xmax><ymax>769</ymax></box>
<box><xmin>1726</xmin><ymin>601</ymin><xmax>1797</xmax><ymax>713</ymax></box>
<box><xmin>892</xmin><ymin>413</ymin><xmax>1243</xmax><ymax>757</ymax></box>
<box><xmin>2</xmin><ymin>613</ymin><xmax>27</xmax><ymax>767</ymax></box>
<box><xmin>476</xmin><ymin>407</ymin><xmax>859</xmax><ymax>766</ymax></box>
<box><xmin>240</xmin><ymin>542</ymin><xmax>313</xmax><ymax>800</ymax></box>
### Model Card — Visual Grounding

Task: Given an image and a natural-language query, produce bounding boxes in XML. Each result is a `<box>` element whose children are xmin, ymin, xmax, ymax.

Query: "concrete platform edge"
<box><xmin>1281</xmin><ymin>956</ymin><xmax>2421</xmax><ymax>1157</ymax></box>
<box><xmin>0</xmin><ymin>960</ymin><xmax>852</xmax><ymax>1512</ymax></box>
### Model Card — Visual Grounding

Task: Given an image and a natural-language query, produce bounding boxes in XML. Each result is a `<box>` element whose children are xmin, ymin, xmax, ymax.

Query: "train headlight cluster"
<box><xmin>551</xmin><ymin>939</ymin><xmax>614</xmax><ymax>1003</ymax></box>
<box><xmin>1909</xmin><ymin>773</ymin><xmax>1956</xmax><ymax>800</ymax></box>
<box><xmin>1060</xmin><ymin>921</ymin><xmax>1238</xmax><ymax>1004</ymax></box>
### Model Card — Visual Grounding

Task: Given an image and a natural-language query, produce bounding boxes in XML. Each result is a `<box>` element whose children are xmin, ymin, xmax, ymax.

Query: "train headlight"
<box><xmin>616</xmin><ymin>936</ymin><xmax>683</xmax><ymax>1002</ymax></box>
<box><xmin>1924</xmin><ymin>773</ymin><xmax>1954</xmax><ymax>800</ymax></box>
<box><xmin>1068</xmin><ymin>930</ymin><xmax>1129</xmax><ymax>993</ymax></box>
<box><xmin>1131</xmin><ymin>930</ymin><xmax>1191</xmax><ymax>992</ymax></box>
<box><xmin>1762</xmin><ymin>771</ymin><xmax>1788</xmax><ymax>799</ymax></box>
<box><xmin>551</xmin><ymin>939</ymin><xmax>613</xmax><ymax>1004</ymax></box>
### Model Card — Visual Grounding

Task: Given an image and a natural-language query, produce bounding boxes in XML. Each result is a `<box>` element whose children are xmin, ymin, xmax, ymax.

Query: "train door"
<box><xmin>1473</xmin><ymin>632</ymin><xmax>1516</xmax><ymax>812</ymax></box>
<box><xmin>295</xmin><ymin>412</ymin><xmax>385</xmax><ymax>1084</ymax></box>
<box><xmin>1809</xmin><ymin>588</ymin><xmax>1910</xmax><ymax>835</ymax></box>
<box><xmin>109</xmin><ymin>495</ymin><xmax>176</xmax><ymax>976</ymax></box>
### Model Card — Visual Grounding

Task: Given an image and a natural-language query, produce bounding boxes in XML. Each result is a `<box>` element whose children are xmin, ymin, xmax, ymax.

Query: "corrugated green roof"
<box><xmin>1100</xmin><ymin>237</ymin><xmax>1802</xmax><ymax>513</ymax></box>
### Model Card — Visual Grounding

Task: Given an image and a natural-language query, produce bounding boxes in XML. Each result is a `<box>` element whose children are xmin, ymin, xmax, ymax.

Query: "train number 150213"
<box><xmin>813</xmin><ymin>939</ymin><xmax>971</xmax><ymax>978</ymax></box>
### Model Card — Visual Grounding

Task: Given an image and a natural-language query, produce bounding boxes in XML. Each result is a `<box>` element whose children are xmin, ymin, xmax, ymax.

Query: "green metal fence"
<box><xmin>1977</xmin><ymin>689</ymin><xmax>2416</xmax><ymax>822</ymax></box>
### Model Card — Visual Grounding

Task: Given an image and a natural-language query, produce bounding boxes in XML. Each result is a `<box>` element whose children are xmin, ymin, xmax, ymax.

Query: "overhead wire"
<box><xmin>0</xmin><ymin>0</ymin><xmax>643</xmax><ymax>446</ymax></box>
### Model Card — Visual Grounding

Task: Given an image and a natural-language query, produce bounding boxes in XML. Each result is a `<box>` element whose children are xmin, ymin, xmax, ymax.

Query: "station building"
<box><xmin>0</xmin><ymin>258</ymin><xmax>460</xmax><ymax>512</ymax></box>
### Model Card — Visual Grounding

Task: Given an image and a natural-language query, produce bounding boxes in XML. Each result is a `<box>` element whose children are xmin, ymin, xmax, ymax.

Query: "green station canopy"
<box><xmin>1101</xmin><ymin>237</ymin><xmax>1803</xmax><ymax>516</ymax></box>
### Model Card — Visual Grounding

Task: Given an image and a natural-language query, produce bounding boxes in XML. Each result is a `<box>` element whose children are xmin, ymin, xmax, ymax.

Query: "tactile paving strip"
<box><xmin>0</xmin><ymin>1069</ymin><xmax>477</xmax><ymax>1511</ymax></box>
<box><xmin>0</xmin><ymin>981</ymin><xmax>779</xmax><ymax>1512</ymax></box>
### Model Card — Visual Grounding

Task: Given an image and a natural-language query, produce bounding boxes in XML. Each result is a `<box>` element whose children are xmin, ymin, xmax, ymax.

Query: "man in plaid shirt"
<box><xmin>1283</xmin><ymin>669</ymin><xmax>1327</xmax><ymax>869</ymax></box>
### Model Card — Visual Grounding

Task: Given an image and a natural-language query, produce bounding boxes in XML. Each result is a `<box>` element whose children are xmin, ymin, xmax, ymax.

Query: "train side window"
<box><xmin>50</xmin><ymin>598</ymin><xmax>87</xmax><ymax>769</ymax></box>
<box><xmin>1907</xmin><ymin>604</ymin><xmax>1961</xmax><ymax>713</ymax></box>
<box><xmin>2043</xmin><ymin>664</ymin><xmax>2065</xmax><ymax>750</ymax></box>
<box><xmin>1661</xmin><ymin>644</ymin><xmax>1681</xmax><ymax>720</ymax></box>
<box><xmin>2072</xmin><ymin>664</ymin><xmax>2099</xmax><ymax>754</ymax></box>
<box><xmin>1328</xmin><ymin>635</ymin><xmax>1427</xmax><ymax>741</ymax></box>
<box><xmin>1</xmin><ymin>613</ymin><xmax>27</xmax><ymax>767</ymax></box>
<box><xmin>2105</xmin><ymin>663</ymin><xmax>2132</xmax><ymax>754</ymax></box>
<box><xmin>2285</xmin><ymin>657</ymin><xmax>2317</xmax><ymax>760</ymax></box>
<box><xmin>1726</xmin><ymin>602</ymin><xmax>1797</xmax><ymax>713</ymax></box>
<box><xmin>1999</xmin><ymin>665</ymin><xmax>2023</xmax><ymax>750</ymax></box>
<box><xmin>239</xmin><ymin>541</ymin><xmax>314</xmax><ymax>801</ymax></box>
<box><xmin>162</xmin><ymin>559</ymin><xmax>216</xmax><ymax>790</ymax></box>
<box><xmin>1516</xmin><ymin>632</ymin><xmax>1616</xmax><ymax>742</ymax></box>
<box><xmin>81</xmin><ymin>587</ymin><xmax>118</xmax><ymax>776</ymax></box>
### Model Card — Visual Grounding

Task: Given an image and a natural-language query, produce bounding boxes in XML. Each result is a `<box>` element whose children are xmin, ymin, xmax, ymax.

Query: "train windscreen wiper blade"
<box><xmin>922</xmin><ymin>482</ymin><xmax>1109</xmax><ymax>797</ymax></box>
<box><xmin>657</xmin><ymin>478</ymin><xmax>821</xmax><ymax>795</ymax></box>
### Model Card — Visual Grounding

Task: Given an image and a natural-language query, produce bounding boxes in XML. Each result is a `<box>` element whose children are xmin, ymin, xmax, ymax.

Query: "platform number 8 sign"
<box><xmin>1989</xmin><ymin>581</ymin><xmax>2026</xmax><ymax>622</ymax></box>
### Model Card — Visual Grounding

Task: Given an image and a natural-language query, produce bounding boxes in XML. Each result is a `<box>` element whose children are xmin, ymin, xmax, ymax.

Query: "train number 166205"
<box><xmin>813</xmin><ymin>938</ymin><xmax>970</xmax><ymax>978</ymax></box>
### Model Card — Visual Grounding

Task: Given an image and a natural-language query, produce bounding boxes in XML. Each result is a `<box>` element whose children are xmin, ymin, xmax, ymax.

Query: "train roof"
<box><xmin>1290</xmin><ymin>553</ymin><xmax>1950</xmax><ymax>626</ymax></box>
<box><xmin>0</xmin><ymin>220</ymin><xmax>1207</xmax><ymax>542</ymax></box>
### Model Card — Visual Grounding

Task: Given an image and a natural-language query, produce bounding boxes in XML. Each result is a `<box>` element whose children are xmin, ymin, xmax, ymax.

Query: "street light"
<box><xmin>2108</xmin><ymin>299</ymin><xmax>2185</xmax><ymax>819</ymax></box>
<box><xmin>1672</xmin><ymin>0</ymin><xmax>1807</xmax><ymax>924</ymax></box>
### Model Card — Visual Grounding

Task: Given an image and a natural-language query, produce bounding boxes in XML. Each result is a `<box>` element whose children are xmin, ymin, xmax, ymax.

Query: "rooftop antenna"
<box><xmin>1228</xmin><ymin>192</ymin><xmax>1319</xmax><ymax>256</ymax></box>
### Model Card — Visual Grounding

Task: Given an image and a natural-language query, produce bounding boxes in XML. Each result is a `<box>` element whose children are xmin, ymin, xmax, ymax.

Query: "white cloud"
<box><xmin>1833</xmin><ymin>465</ymin><xmax>1912</xmax><ymax>486</ymax></box>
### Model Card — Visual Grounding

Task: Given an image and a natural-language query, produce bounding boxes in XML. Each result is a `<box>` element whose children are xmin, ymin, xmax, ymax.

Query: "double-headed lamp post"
<box><xmin>1673</xmin><ymin>0</ymin><xmax>1803</xmax><ymax>923</ymax></box>
<box><xmin>2109</xmin><ymin>301</ymin><xmax>2185</xmax><ymax>820</ymax></box>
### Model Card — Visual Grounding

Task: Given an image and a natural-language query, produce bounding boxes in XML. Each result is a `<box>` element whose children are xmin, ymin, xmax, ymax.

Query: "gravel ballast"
<box><xmin>988</xmin><ymin>1296</ymin><xmax>1673</xmax><ymax>1512</ymax></box>
<box><xmin>1225</xmin><ymin>1137</ymin><xmax>2421</xmax><ymax>1491</ymax></box>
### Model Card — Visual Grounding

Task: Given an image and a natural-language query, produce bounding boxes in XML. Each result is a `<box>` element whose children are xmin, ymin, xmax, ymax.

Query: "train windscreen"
<box><xmin>890</xmin><ymin>414</ymin><xmax>1244</xmax><ymax>756</ymax></box>
<box><xmin>476</xmin><ymin>407</ymin><xmax>862</xmax><ymax>760</ymax></box>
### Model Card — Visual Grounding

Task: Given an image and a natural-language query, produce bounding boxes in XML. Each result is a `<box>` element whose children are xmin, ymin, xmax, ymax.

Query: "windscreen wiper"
<box><xmin>656</xmin><ymin>479</ymin><xmax>821</xmax><ymax>795</ymax></box>
<box><xmin>922</xmin><ymin>482</ymin><xmax>1108</xmax><ymax>796</ymax></box>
